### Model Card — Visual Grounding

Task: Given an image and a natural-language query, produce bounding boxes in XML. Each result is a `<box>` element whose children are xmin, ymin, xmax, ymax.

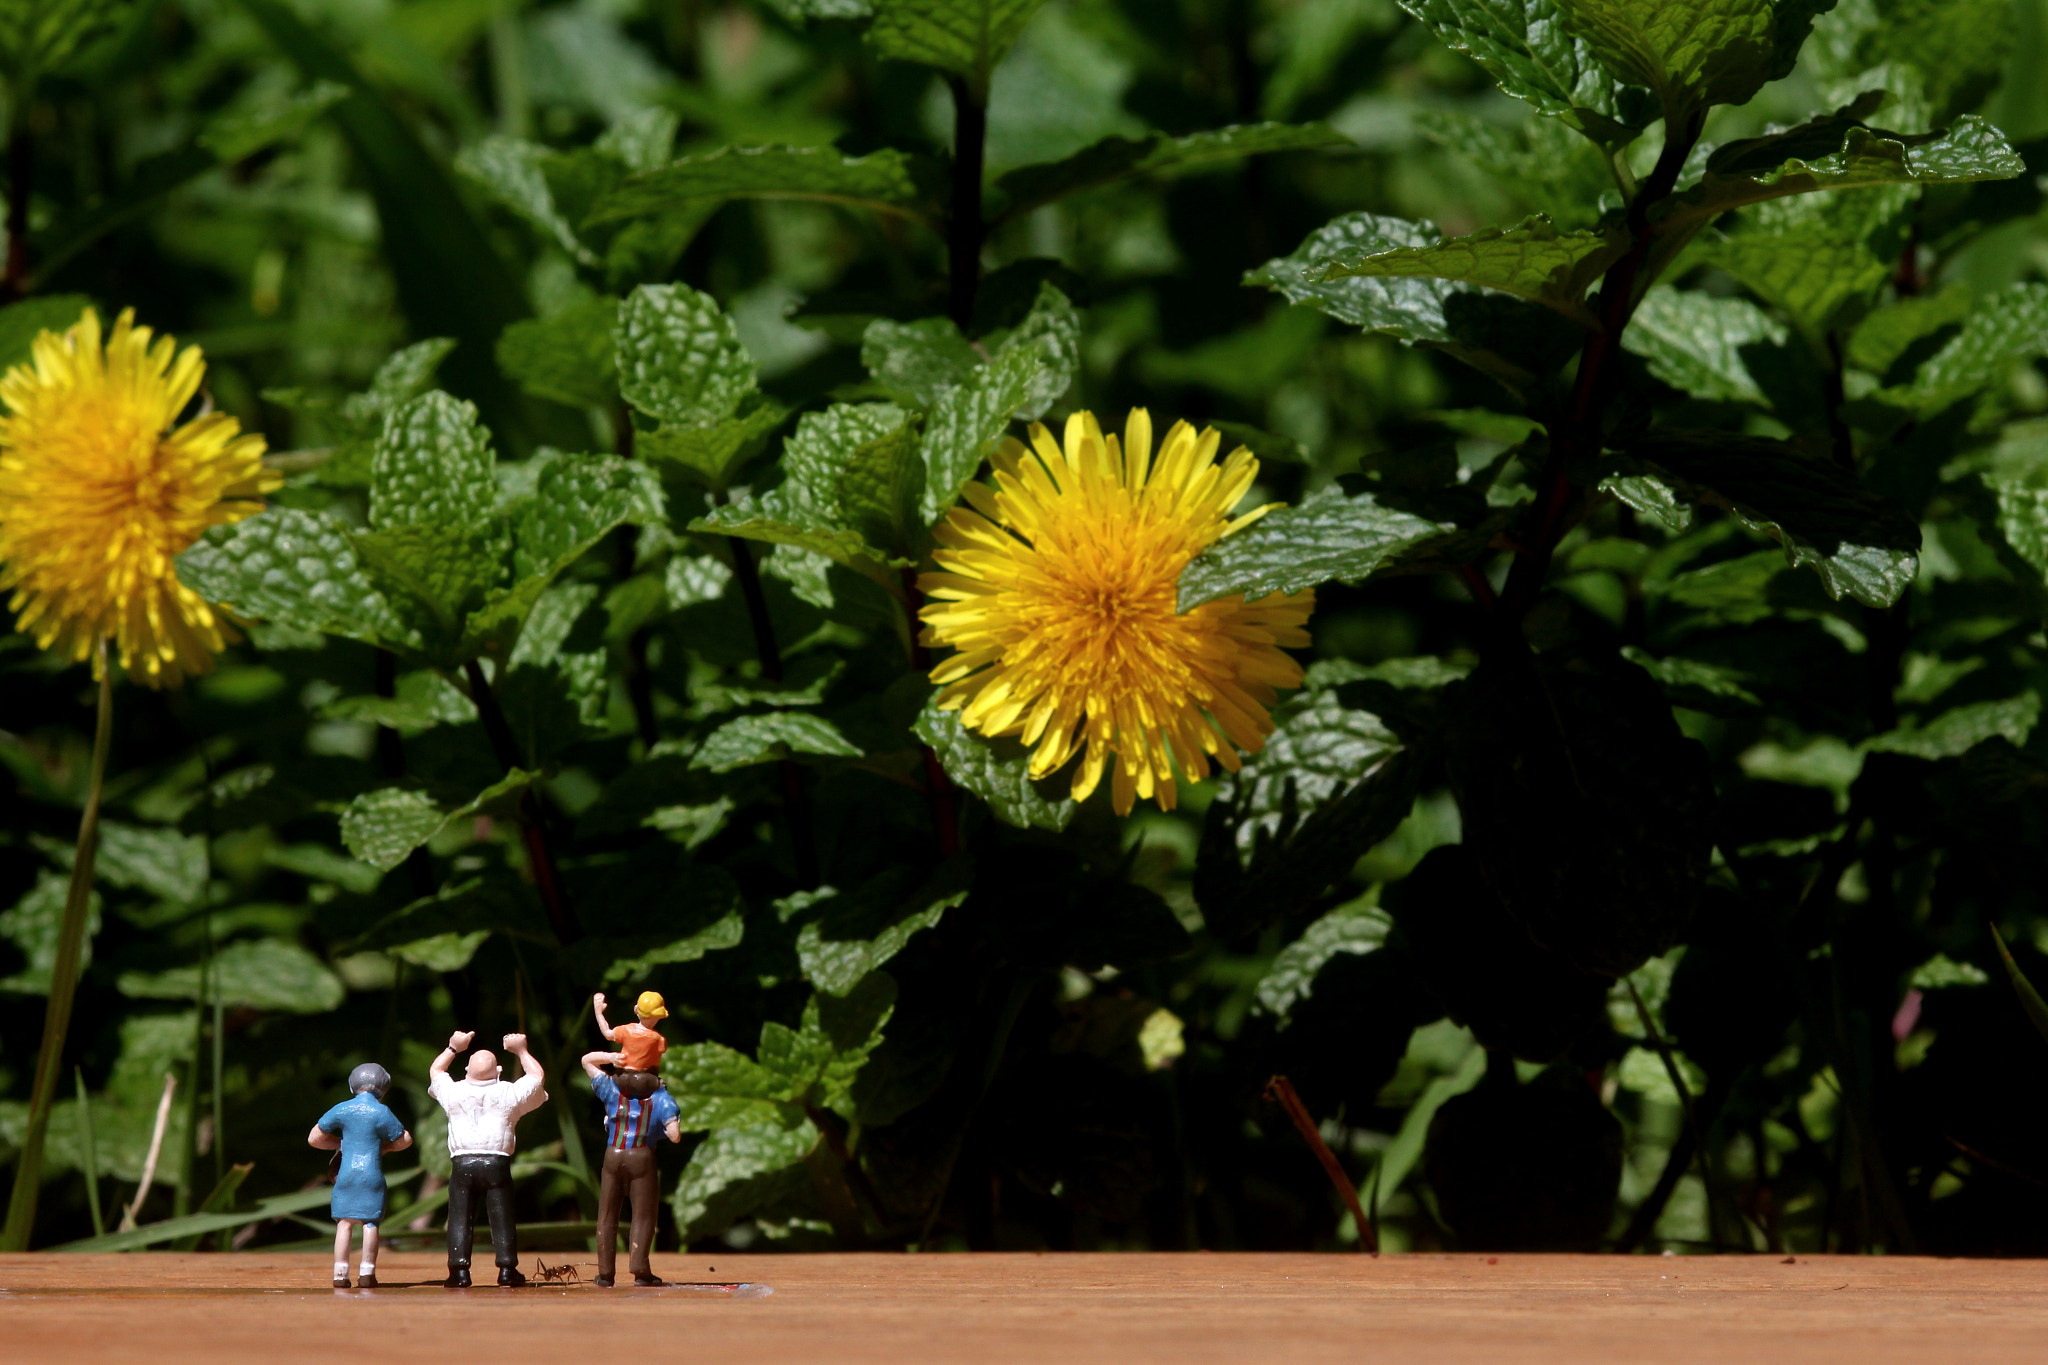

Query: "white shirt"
<box><xmin>430</xmin><ymin>1071</ymin><xmax>547</xmax><ymax>1157</ymax></box>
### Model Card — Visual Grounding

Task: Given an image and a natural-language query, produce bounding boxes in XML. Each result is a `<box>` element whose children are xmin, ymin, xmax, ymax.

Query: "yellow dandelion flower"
<box><xmin>918</xmin><ymin>409</ymin><xmax>1314</xmax><ymax>816</ymax></box>
<box><xmin>0</xmin><ymin>307</ymin><xmax>278</xmax><ymax>686</ymax></box>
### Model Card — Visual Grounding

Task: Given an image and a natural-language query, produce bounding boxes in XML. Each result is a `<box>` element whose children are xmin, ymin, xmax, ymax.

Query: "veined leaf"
<box><xmin>1396</xmin><ymin>0</ymin><xmax>1655</xmax><ymax>146</ymax></box>
<box><xmin>837</xmin><ymin>419</ymin><xmax>927</xmax><ymax>558</ymax></box>
<box><xmin>586</xmin><ymin>144</ymin><xmax>936</xmax><ymax>228</ymax></box>
<box><xmin>1692</xmin><ymin>187</ymin><xmax>1907</xmax><ymax>337</ymax></box>
<box><xmin>1878</xmin><ymin>283</ymin><xmax>2048</xmax><ymax>418</ymax></box>
<box><xmin>495</xmin><ymin>298</ymin><xmax>621</xmax><ymax>412</ymax></box>
<box><xmin>668</xmin><ymin>1119</ymin><xmax>817</xmax><ymax>1242</ymax></box>
<box><xmin>371</xmin><ymin>392</ymin><xmax>499</xmax><ymax>531</ymax></box>
<box><xmin>1309</xmin><ymin>215</ymin><xmax>1624</xmax><ymax>327</ymax></box>
<box><xmin>638</xmin><ymin>397</ymin><xmax>787</xmax><ymax>492</ymax></box>
<box><xmin>919</xmin><ymin>285</ymin><xmax>1079</xmax><ymax>518</ymax></box>
<box><xmin>784</xmin><ymin>862</ymin><xmax>972</xmax><ymax>996</ymax></box>
<box><xmin>1249</xmin><ymin>212</ymin><xmax>1590</xmax><ymax>387</ymax></box>
<box><xmin>866</xmin><ymin>0</ymin><xmax>1047</xmax><ymax>90</ymax></box>
<box><xmin>692</xmin><ymin>712</ymin><xmax>864</xmax><ymax>772</ymax></box>
<box><xmin>1623</xmin><ymin>286</ymin><xmax>1788</xmax><ymax>406</ymax></box>
<box><xmin>862</xmin><ymin>317</ymin><xmax>980</xmax><ymax>408</ymax></box>
<box><xmin>913</xmin><ymin>701</ymin><xmax>1077</xmax><ymax>831</ymax></box>
<box><xmin>615</xmin><ymin>283</ymin><xmax>757</xmax><ymax>429</ymax></box>
<box><xmin>1552</xmin><ymin>0</ymin><xmax>1832</xmax><ymax>120</ymax></box>
<box><xmin>177</xmin><ymin>508</ymin><xmax>422</xmax><ymax>650</ymax></box>
<box><xmin>990</xmin><ymin>122</ymin><xmax>1349</xmax><ymax>222</ymax></box>
<box><xmin>457</xmin><ymin>135</ymin><xmax>601</xmax><ymax>266</ymax></box>
<box><xmin>1621</xmin><ymin>430</ymin><xmax>1921</xmax><ymax>606</ymax></box>
<box><xmin>1663</xmin><ymin>116</ymin><xmax>2023</xmax><ymax>228</ymax></box>
<box><xmin>1866</xmin><ymin>693</ymin><xmax>2040</xmax><ymax>761</ymax></box>
<box><xmin>1178</xmin><ymin>486</ymin><xmax>1484</xmax><ymax>612</ymax></box>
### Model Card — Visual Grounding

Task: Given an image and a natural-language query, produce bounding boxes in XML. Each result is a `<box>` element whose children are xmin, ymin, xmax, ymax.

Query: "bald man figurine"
<box><xmin>428</xmin><ymin>1030</ymin><xmax>547</xmax><ymax>1288</ymax></box>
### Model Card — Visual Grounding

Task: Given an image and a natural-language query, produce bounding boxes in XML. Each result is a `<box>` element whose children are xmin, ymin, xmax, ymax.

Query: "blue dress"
<box><xmin>317</xmin><ymin>1092</ymin><xmax>407</xmax><ymax>1223</ymax></box>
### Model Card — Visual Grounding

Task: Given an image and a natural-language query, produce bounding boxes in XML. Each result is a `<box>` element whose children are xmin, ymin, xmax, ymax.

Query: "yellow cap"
<box><xmin>634</xmin><ymin>990</ymin><xmax>668</xmax><ymax>1020</ymax></box>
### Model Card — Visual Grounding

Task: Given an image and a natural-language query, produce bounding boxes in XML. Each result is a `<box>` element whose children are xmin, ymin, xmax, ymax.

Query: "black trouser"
<box><xmin>446</xmin><ymin>1154</ymin><xmax>518</xmax><ymax>1271</ymax></box>
<box><xmin>596</xmin><ymin>1146</ymin><xmax>658</xmax><ymax>1280</ymax></box>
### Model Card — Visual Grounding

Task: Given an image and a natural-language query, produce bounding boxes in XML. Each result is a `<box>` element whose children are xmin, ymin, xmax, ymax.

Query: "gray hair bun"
<box><xmin>347</xmin><ymin>1062</ymin><xmax>392</xmax><ymax>1097</ymax></box>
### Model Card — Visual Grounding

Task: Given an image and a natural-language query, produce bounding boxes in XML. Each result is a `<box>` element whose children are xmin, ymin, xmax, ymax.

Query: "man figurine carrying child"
<box><xmin>428</xmin><ymin>1029</ymin><xmax>546</xmax><ymax>1288</ymax></box>
<box><xmin>581</xmin><ymin>1048</ymin><xmax>681</xmax><ymax>1286</ymax></box>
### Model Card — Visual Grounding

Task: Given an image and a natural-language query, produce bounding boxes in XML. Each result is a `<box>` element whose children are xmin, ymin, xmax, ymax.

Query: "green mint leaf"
<box><xmin>668</xmin><ymin>1119</ymin><xmax>816</xmax><ymax>1241</ymax></box>
<box><xmin>338</xmin><ymin>788</ymin><xmax>446</xmax><ymax>872</ymax></box>
<box><xmin>586</xmin><ymin>144</ymin><xmax>935</xmax><ymax>229</ymax></box>
<box><xmin>1664</xmin><ymin>116</ymin><xmax>2023</xmax><ymax>229</ymax></box>
<box><xmin>862</xmin><ymin>317</ymin><xmax>981</xmax><ymax>408</ymax></box>
<box><xmin>511</xmin><ymin>453</ymin><xmax>664</xmax><ymax>582</ymax></box>
<box><xmin>1308</xmin><ymin>214</ymin><xmax>1624</xmax><ymax>327</ymax></box>
<box><xmin>1622</xmin><ymin>286</ymin><xmax>1789</xmax><ymax>406</ymax></box>
<box><xmin>1396</xmin><ymin>0</ymin><xmax>1654</xmax><ymax>146</ymax></box>
<box><xmin>691</xmin><ymin>712</ymin><xmax>865</xmax><ymax>773</ymax></box>
<box><xmin>805</xmin><ymin>971</ymin><xmax>898</xmax><ymax>1113</ymax></box>
<box><xmin>177</xmin><ymin>507</ymin><xmax>423</xmax><ymax>650</ymax></box>
<box><xmin>1846</xmin><ymin>287</ymin><xmax>1973</xmax><ymax>378</ymax></box>
<box><xmin>990</xmin><ymin>122</ymin><xmax>1348</xmax><ymax>222</ymax></box>
<box><xmin>119</xmin><ymin>939</ymin><xmax>344</xmax><ymax>1014</ymax></box>
<box><xmin>456</xmin><ymin>135</ymin><xmax>601</xmax><ymax>266</ymax></box>
<box><xmin>1865</xmin><ymin>693</ymin><xmax>2041</xmax><ymax>761</ymax></box>
<box><xmin>1880</xmin><ymin>282</ymin><xmax>2048</xmax><ymax>417</ymax></box>
<box><xmin>353</xmin><ymin>524</ymin><xmax>509</xmax><ymax>644</ymax></box>
<box><xmin>1552</xmin><ymin>0</ymin><xmax>1833</xmax><ymax>120</ymax></box>
<box><xmin>495</xmin><ymin>297</ymin><xmax>620</xmax><ymax>411</ymax></box>
<box><xmin>1255</xmin><ymin>899</ymin><xmax>1392</xmax><ymax>1019</ymax></box>
<box><xmin>784</xmin><ymin>863</ymin><xmax>971</xmax><ymax>996</ymax></box>
<box><xmin>866</xmin><ymin>0</ymin><xmax>1047</xmax><ymax>89</ymax></box>
<box><xmin>837</xmin><ymin>419</ymin><xmax>927</xmax><ymax>558</ymax></box>
<box><xmin>1248</xmin><ymin>212</ymin><xmax>1587</xmax><ymax>388</ymax></box>
<box><xmin>637</xmin><ymin>396</ymin><xmax>788</xmax><ymax>492</ymax></box>
<box><xmin>1177</xmin><ymin>486</ymin><xmax>1475</xmax><ymax>612</ymax></box>
<box><xmin>912</xmin><ymin>701</ymin><xmax>1077</xmax><ymax>831</ymax></box>
<box><xmin>664</xmin><ymin>1044</ymin><xmax>801</xmax><ymax>1131</ymax></box>
<box><xmin>371</xmin><ymin>391</ymin><xmax>500</xmax><ymax>531</ymax></box>
<box><xmin>1621</xmin><ymin>430</ymin><xmax>1921</xmax><ymax>606</ymax></box>
<box><xmin>615</xmin><ymin>282</ymin><xmax>757</xmax><ymax>429</ymax></box>
<box><xmin>1690</xmin><ymin>188</ymin><xmax>1905</xmax><ymax>337</ymax></box>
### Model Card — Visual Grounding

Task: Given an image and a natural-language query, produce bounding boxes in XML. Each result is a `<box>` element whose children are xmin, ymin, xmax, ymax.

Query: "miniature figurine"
<box><xmin>592</xmin><ymin>990</ymin><xmax>669</xmax><ymax>1076</ymax></box>
<box><xmin>428</xmin><ymin>1030</ymin><xmax>547</xmax><ymax>1288</ymax></box>
<box><xmin>308</xmin><ymin>1062</ymin><xmax>413</xmax><ymax>1289</ymax></box>
<box><xmin>581</xmin><ymin>1049</ymin><xmax>681</xmax><ymax>1287</ymax></box>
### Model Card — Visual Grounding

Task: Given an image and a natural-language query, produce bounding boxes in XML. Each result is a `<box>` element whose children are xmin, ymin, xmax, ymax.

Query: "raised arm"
<box><xmin>581</xmin><ymin>1049</ymin><xmax>625</xmax><ymax>1079</ymax></box>
<box><xmin>591</xmin><ymin>992</ymin><xmax>617</xmax><ymax>1042</ymax></box>
<box><xmin>504</xmin><ymin>1033</ymin><xmax>544</xmax><ymax>1083</ymax></box>
<box><xmin>431</xmin><ymin>1029</ymin><xmax>475</xmax><ymax>1080</ymax></box>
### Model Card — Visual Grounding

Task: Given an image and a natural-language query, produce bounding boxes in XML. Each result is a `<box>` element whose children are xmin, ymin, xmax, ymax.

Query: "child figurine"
<box><xmin>308</xmin><ymin>1063</ymin><xmax>413</xmax><ymax>1289</ymax></box>
<box><xmin>581</xmin><ymin>1050</ymin><xmax>681</xmax><ymax>1287</ymax></box>
<box><xmin>428</xmin><ymin>1029</ymin><xmax>547</xmax><ymax>1288</ymax></box>
<box><xmin>591</xmin><ymin>990</ymin><xmax>669</xmax><ymax>1076</ymax></box>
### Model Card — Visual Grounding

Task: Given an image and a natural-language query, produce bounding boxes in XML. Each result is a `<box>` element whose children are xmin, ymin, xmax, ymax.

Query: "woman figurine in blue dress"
<box><xmin>309</xmin><ymin>1063</ymin><xmax>413</xmax><ymax>1289</ymax></box>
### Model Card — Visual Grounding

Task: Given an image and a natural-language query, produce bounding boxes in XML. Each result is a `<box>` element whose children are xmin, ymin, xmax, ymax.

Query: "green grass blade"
<box><xmin>46</xmin><ymin>1167</ymin><xmax>423</xmax><ymax>1252</ymax></box>
<box><xmin>229</xmin><ymin>0</ymin><xmax>541</xmax><ymax>451</ymax></box>
<box><xmin>1989</xmin><ymin>923</ymin><xmax>2048</xmax><ymax>1047</ymax></box>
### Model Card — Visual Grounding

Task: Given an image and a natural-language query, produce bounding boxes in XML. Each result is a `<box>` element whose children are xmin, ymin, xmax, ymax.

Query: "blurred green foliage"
<box><xmin>5</xmin><ymin>0</ymin><xmax>2048</xmax><ymax>1258</ymax></box>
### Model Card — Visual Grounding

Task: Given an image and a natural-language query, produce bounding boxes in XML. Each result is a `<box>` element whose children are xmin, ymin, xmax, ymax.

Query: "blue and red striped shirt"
<box><xmin>588</xmin><ymin>1073</ymin><xmax>679</xmax><ymax>1151</ymax></box>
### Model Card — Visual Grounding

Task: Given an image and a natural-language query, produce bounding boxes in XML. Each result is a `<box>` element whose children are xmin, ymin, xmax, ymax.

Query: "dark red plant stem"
<box><xmin>5</xmin><ymin>121</ymin><xmax>30</xmax><ymax>301</ymax></box>
<box><xmin>1459</xmin><ymin>563</ymin><xmax>1498</xmax><ymax>613</ymax></box>
<box><xmin>461</xmin><ymin>658</ymin><xmax>582</xmax><ymax>944</ymax></box>
<box><xmin>1496</xmin><ymin>113</ymin><xmax>1705</xmax><ymax>621</ymax></box>
<box><xmin>946</xmin><ymin>74</ymin><xmax>986</xmax><ymax>330</ymax></box>
<box><xmin>1265</xmin><ymin>1075</ymin><xmax>1376</xmax><ymax>1253</ymax></box>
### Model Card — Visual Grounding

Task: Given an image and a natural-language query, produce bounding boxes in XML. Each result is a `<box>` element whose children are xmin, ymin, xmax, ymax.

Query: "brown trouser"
<box><xmin>597</xmin><ymin>1145</ymin><xmax>657</xmax><ymax>1279</ymax></box>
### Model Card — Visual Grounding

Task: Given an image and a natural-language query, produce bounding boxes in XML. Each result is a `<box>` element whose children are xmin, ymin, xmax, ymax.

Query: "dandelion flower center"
<box><xmin>0</xmin><ymin>307</ymin><xmax>279</xmax><ymax>686</ymax></box>
<box><xmin>919</xmin><ymin>409</ymin><xmax>1314</xmax><ymax>815</ymax></box>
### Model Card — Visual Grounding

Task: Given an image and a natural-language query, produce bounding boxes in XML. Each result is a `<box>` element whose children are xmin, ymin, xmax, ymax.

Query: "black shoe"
<box><xmin>498</xmin><ymin>1267</ymin><xmax>528</xmax><ymax>1287</ymax></box>
<box><xmin>591</xmin><ymin>1274</ymin><xmax>614</xmax><ymax>1288</ymax></box>
<box><xmin>333</xmin><ymin>1275</ymin><xmax>351</xmax><ymax>1290</ymax></box>
<box><xmin>632</xmin><ymin>1273</ymin><xmax>666</xmax><ymax>1287</ymax></box>
<box><xmin>357</xmin><ymin>1272</ymin><xmax>379</xmax><ymax>1289</ymax></box>
<box><xmin>445</xmin><ymin>1269</ymin><xmax>471</xmax><ymax>1289</ymax></box>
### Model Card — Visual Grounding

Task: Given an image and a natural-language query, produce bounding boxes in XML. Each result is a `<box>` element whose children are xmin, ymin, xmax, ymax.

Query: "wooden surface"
<box><xmin>4</xmin><ymin>1251</ymin><xmax>2046</xmax><ymax>1363</ymax></box>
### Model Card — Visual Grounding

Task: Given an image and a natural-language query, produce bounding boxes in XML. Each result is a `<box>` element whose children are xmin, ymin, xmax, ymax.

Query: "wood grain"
<box><xmin>3</xmin><ymin>1252</ymin><xmax>2044</xmax><ymax>1364</ymax></box>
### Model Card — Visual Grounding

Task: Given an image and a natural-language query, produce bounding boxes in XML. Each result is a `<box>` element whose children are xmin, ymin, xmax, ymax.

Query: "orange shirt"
<box><xmin>614</xmin><ymin>1021</ymin><xmax>666</xmax><ymax>1073</ymax></box>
